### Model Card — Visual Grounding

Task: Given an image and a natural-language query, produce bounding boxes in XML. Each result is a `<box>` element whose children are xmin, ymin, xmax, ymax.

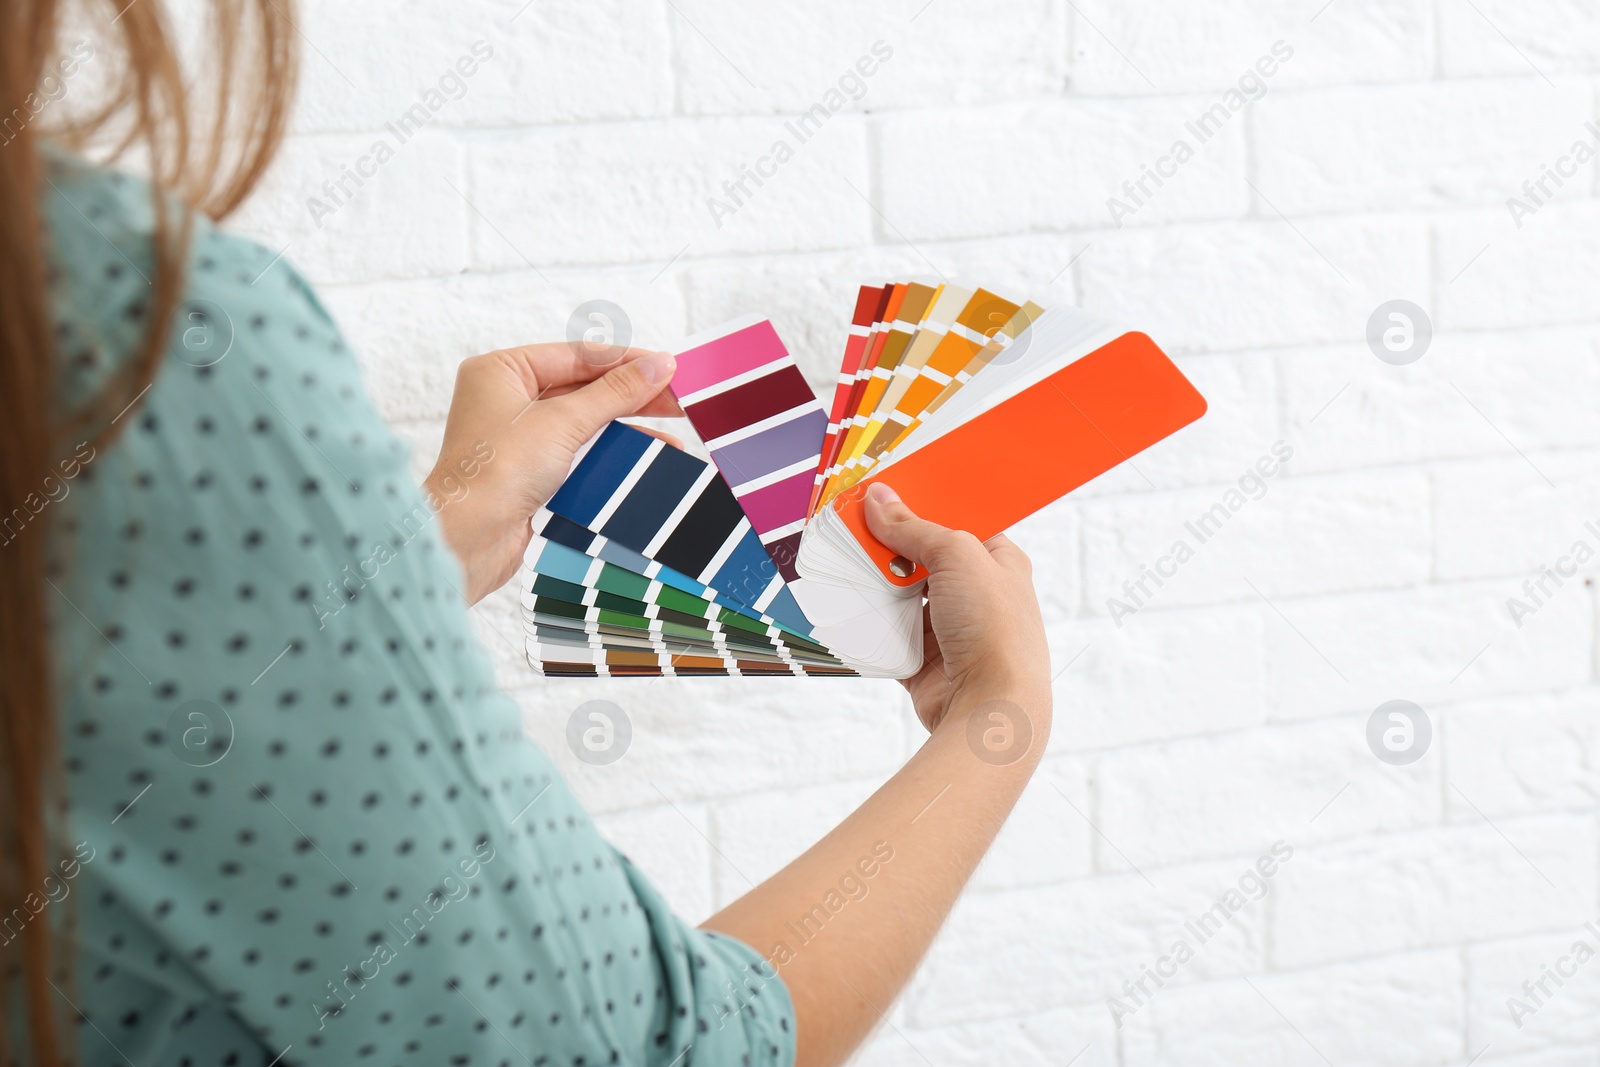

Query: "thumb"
<box><xmin>551</xmin><ymin>351</ymin><xmax>677</xmax><ymax>446</ymax></box>
<box><xmin>862</xmin><ymin>482</ymin><xmax>979</xmax><ymax>576</ymax></box>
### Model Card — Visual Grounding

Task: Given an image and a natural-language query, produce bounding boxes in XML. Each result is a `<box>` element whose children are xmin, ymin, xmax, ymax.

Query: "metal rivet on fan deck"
<box><xmin>888</xmin><ymin>555</ymin><xmax>915</xmax><ymax>578</ymax></box>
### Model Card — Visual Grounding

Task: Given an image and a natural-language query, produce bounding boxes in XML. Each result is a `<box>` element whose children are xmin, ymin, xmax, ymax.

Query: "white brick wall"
<box><xmin>231</xmin><ymin>1</ymin><xmax>1600</xmax><ymax>1061</ymax></box>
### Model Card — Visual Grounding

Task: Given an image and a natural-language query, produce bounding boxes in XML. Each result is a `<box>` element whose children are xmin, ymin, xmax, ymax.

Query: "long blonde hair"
<box><xmin>0</xmin><ymin>2</ymin><xmax>295</xmax><ymax>1059</ymax></box>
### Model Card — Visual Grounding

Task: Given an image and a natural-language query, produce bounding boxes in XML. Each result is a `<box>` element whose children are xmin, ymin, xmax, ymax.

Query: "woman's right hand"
<box><xmin>710</xmin><ymin>483</ymin><xmax>1054</xmax><ymax>1067</ymax></box>
<box><xmin>862</xmin><ymin>481</ymin><xmax>1052</xmax><ymax>738</ymax></box>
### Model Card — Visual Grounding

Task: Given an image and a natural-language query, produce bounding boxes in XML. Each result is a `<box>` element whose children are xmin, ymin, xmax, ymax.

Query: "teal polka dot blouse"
<box><xmin>37</xmin><ymin>148</ymin><xmax>795</xmax><ymax>1067</ymax></box>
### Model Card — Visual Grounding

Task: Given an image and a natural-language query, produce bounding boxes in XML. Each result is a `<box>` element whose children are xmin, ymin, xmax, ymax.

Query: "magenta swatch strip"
<box><xmin>738</xmin><ymin>469</ymin><xmax>816</xmax><ymax>535</ymax></box>
<box><xmin>671</xmin><ymin>320</ymin><xmax>790</xmax><ymax>397</ymax></box>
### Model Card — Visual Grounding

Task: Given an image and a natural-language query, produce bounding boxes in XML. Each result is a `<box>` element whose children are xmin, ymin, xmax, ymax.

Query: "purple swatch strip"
<box><xmin>710</xmin><ymin>409</ymin><xmax>828</xmax><ymax>489</ymax></box>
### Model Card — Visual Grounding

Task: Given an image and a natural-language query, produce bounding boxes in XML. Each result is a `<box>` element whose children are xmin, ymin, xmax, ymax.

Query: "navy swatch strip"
<box><xmin>599</xmin><ymin>445</ymin><xmax>704</xmax><ymax>548</ymax></box>
<box><xmin>543</xmin><ymin>421</ymin><xmax>811</xmax><ymax>633</ymax></box>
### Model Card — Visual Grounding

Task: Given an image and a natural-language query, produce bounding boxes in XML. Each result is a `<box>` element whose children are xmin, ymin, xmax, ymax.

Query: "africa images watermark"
<box><xmin>1106</xmin><ymin>440</ymin><xmax>1294</xmax><ymax>627</ymax></box>
<box><xmin>306</xmin><ymin>40</ymin><xmax>494</xmax><ymax>228</ymax></box>
<box><xmin>2</xmin><ymin>841</ymin><xmax>96</xmax><ymax>947</ymax></box>
<box><xmin>705</xmin><ymin>40</ymin><xmax>894</xmax><ymax>228</ymax></box>
<box><xmin>311</xmin><ymin>840</ymin><xmax>497</xmax><ymax>1030</ymax></box>
<box><xmin>1502</xmin><ymin>516</ymin><xmax>1600</xmax><ymax>629</ymax></box>
<box><xmin>1</xmin><ymin>441</ymin><xmax>95</xmax><ymax>547</ymax></box>
<box><xmin>311</xmin><ymin>440</ymin><xmax>494</xmax><ymax>629</ymax></box>
<box><xmin>2</xmin><ymin>39</ymin><xmax>95</xmax><ymax>147</ymax></box>
<box><xmin>1506</xmin><ymin>118</ymin><xmax>1600</xmax><ymax>230</ymax></box>
<box><xmin>1107</xmin><ymin>40</ymin><xmax>1294</xmax><ymax>227</ymax></box>
<box><xmin>712</xmin><ymin>841</ymin><xmax>897</xmax><ymax>1032</ymax></box>
<box><xmin>1107</xmin><ymin>841</ymin><xmax>1295</xmax><ymax>1028</ymax></box>
<box><xmin>1505</xmin><ymin>919</ymin><xmax>1600</xmax><ymax>1030</ymax></box>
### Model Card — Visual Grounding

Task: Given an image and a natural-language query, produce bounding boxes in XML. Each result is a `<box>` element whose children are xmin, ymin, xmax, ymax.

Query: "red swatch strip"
<box><xmin>812</xmin><ymin>284</ymin><xmax>899</xmax><ymax>515</ymax></box>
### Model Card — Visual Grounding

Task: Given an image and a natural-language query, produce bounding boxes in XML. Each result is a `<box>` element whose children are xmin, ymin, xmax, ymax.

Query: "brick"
<box><xmin>1280</xmin><ymin>327</ymin><xmax>1600</xmax><ymax>477</ymax></box>
<box><xmin>514</xmin><ymin>676</ymin><xmax>910</xmax><ymax>815</ymax></box>
<box><xmin>706</xmin><ymin>777</ymin><xmax>886</xmax><ymax>908</ymax></box>
<box><xmin>1078</xmin><ymin>215</ymin><xmax>1431</xmax><ymax>354</ymax></box>
<box><xmin>876</xmin><ymin>97</ymin><xmax>1249</xmax><ymax>240</ymax></box>
<box><xmin>1434</xmin><ymin>453</ymin><xmax>1600</xmax><ymax>582</ymax></box>
<box><xmin>1080</xmin><ymin>468</ymin><xmax>1432</xmax><ymax>610</ymax></box>
<box><xmin>1261</xmin><ymin>581</ymin><xmax>1592</xmax><ymax>721</ymax></box>
<box><xmin>974</xmin><ymin>760</ymin><xmax>1095</xmax><ymax>891</ymax></box>
<box><xmin>1468</xmin><ymin>931</ymin><xmax>1600</xmax><ymax>1056</ymax></box>
<box><xmin>1069</xmin><ymin>0</ymin><xmax>1432</xmax><ymax>94</ymax></box>
<box><xmin>669</xmin><ymin>0</ymin><xmax>1067</xmax><ymax>114</ymax></box>
<box><xmin>465</xmin><ymin>569</ymin><xmax>548</xmax><ymax>693</ymax></box>
<box><xmin>1476</xmin><ymin>1046</ymin><xmax>1600</xmax><ymax>1067</ymax></box>
<box><xmin>855</xmin><ymin>1003</ymin><xmax>1115</xmax><ymax>1067</ymax></box>
<box><xmin>230</xmin><ymin>131</ymin><xmax>473</xmax><ymax>283</ymax></box>
<box><xmin>1007</xmin><ymin>504</ymin><xmax>1083</xmax><ymax>627</ymax></box>
<box><xmin>1440</xmin><ymin>0</ymin><xmax>1600</xmax><ymax>77</ymax></box>
<box><xmin>1254</xmin><ymin>80</ymin><xmax>1591</xmax><ymax>214</ymax></box>
<box><xmin>1095</xmin><ymin>718</ymin><xmax>1440</xmax><ymax>872</ymax></box>
<box><xmin>320</xmin><ymin>269</ymin><xmax>689</xmax><ymax>423</ymax></box>
<box><xmin>1438</xmin><ymin>203</ymin><xmax>1600</xmax><ymax>333</ymax></box>
<box><xmin>1121</xmin><ymin>951</ymin><xmax>1464</xmax><ymax>1066</ymax></box>
<box><xmin>707</xmin><ymin>761</ymin><xmax>1093</xmax><ymax>905</ymax></box>
<box><xmin>905</xmin><ymin>857</ymin><xmax>1269</xmax><ymax>1024</ymax></box>
<box><xmin>1272</xmin><ymin>816</ymin><xmax>1598</xmax><ymax>968</ymax></box>
<box><xmin>289</xmin><ymin>0</ymin><xmax>672</xmax><ymax>132</ymax></box>
<box><xmin>1444</xmin><ymin>689</ymin><xmax>1600</xmax><ymax>821</ymax></box>
<box><xmin>1472</xmin><ymin>1049</ymin><xmax>1600</xmax><ymax>1067</ymax></box>
<box><xmin>463</xmin><ymin>117</ymin><xmax>872</xmax><ymax>268</ymax></box>
<box><xmin>1045</xmin><ymin>604</ymin><xmax>1266</xmax><ymax>752</ymax></box>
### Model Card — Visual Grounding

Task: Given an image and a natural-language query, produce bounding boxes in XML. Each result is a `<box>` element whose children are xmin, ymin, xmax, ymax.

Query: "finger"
<box><xmin>861</xmin><ymin>482</ymin><xmax>985</xmax><ymax>576</ymax></box>
<box><xmin>983</xmin><ymin>532</ymin><xmax>1032</xmax><ymax>573</ymax></box>
<box><xmin>919</xmin><ymin>606</ymin><xmax>945</xmax><ymax>672</ymax></box>
<box><xmin>537</xmin><ymin>379</ymin><xmax>686</xmax><ymax>418</ymax></box>
<box><xmin>628</xmin><ymin>424</ymin><xmax>685</xmax><ymax>451</ymax></box>
<box><xmin>498</xmin><ymin>343</ymin><xmax>679</xmax><ymax>396</ymax></box>
<box><xmin>544</xmin><ymin>351</ymin><xmax>677</xmax><ymax>447</ymax></box>
<box><xmin>632</xmin><ymin>391</ymin><xmax>687</xmax><ymax>418</ymax></box>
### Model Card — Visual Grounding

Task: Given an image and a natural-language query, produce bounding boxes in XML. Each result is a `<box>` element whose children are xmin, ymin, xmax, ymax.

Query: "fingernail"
<box><xmin>867</xmin><ymin>482</ymin><xmax>900</xmax><ymax>505</ymax></box>
<box><xmin>638</xmin><ymin>352</ymin><xmax>675</xmax><ymax>385</ymax></box>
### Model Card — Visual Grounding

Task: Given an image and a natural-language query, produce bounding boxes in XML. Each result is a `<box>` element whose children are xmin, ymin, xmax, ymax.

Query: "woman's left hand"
<box><xmin>424</xmin><ymin>343</ymin><xmax>680</xmax><ymax>604</ymax></box>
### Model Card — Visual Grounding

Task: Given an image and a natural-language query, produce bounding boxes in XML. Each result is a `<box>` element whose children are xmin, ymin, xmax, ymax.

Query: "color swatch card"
<box><xmin>669</xmin><ymin>316</ymin><xmax>826</xmax><ymax>581</ymax></box>
<box><xmin>519</xmin><ymin>422</ymin><xmax>851</xmax><ymax>677</ymax></box>
<box><xmin>516</xmin><ymin>282</ymin><xmax>1208</xmax><ymax>679</ymax></box>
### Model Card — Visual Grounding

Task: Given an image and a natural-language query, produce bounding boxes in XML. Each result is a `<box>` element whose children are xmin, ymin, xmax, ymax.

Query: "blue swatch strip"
<box><xmin>543</xmin><ymin>422</ymin><xmax>814</xmax><ymax>634</ymax></box>
<box><xmin>546</xmin><ymin>421</ymin><xmax>652</xmax><ymax>526</ymax></box>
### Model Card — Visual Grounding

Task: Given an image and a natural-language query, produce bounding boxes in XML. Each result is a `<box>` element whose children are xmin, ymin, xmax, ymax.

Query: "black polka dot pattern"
<box><xmin>41</xmin><ymin>148</ymin><xmax>795</xmax><ymax>1067</ymax></box>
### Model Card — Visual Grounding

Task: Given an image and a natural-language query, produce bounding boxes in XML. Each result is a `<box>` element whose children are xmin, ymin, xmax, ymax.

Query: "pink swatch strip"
<box><xmin>671</xmin><ymin>320</ymin><xmax>789</xmax><ymax>397</ymax></box>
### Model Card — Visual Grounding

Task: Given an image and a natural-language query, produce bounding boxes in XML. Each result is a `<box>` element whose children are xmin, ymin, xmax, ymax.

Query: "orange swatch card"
<box><xmin>832</xmin><ymin>330</ymin><xmax>1207</xmax><ymax>586</ymax></box>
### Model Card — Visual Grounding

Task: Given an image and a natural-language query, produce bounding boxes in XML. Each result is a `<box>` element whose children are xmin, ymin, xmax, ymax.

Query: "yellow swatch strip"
<box><xmin>819</xmin><ymin>283</ymin><xmax>934</xmax><ymax>483</ymax></box>
<box><xmin>828</xmin><ymin>282</ymin><xmax>939</xmax><ymax>480</ymax></box>
<box><xmin>822</xmin><ymin>288</ymin><xmax>1020</xmax><ymax>505</ymax></box>
<box><xmin>920</xmin><ymin>300</ymin><xmax>1046</xmax><ymax>420</ymax></box>
<box><xmin>836</xmin><ymin>284</ymin><xmax>972</xmax><ymax>482</ymax></box>
<box><xmin>815</xmin><ymin>282</ymin><xmax>909</xmax><ymax>486</ymax></box>
<box><xmin>876</xmin><ymin>300</ymin><xmax>1045</xmax><ymax>463</ymax></box>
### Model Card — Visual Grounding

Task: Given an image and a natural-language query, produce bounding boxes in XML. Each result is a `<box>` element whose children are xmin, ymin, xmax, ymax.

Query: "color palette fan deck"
<box><xmin>518</xmin><ymin>281</ymin><xmax>1208</xmax><ymax>678</ymax></box>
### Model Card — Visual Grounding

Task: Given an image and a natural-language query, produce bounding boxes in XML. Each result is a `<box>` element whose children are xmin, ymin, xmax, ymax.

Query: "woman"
<box><xmin>1</xmin><ymin>2</ymin><xmax>1052</xmax><ymax>1064</ymax></box>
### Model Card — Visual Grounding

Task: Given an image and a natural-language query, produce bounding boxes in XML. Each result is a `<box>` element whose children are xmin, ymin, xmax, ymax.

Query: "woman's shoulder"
<box><xmin>43</xmin><ymin>147</ymin><xmax>342</xmax><ymax>408</ymax></box>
